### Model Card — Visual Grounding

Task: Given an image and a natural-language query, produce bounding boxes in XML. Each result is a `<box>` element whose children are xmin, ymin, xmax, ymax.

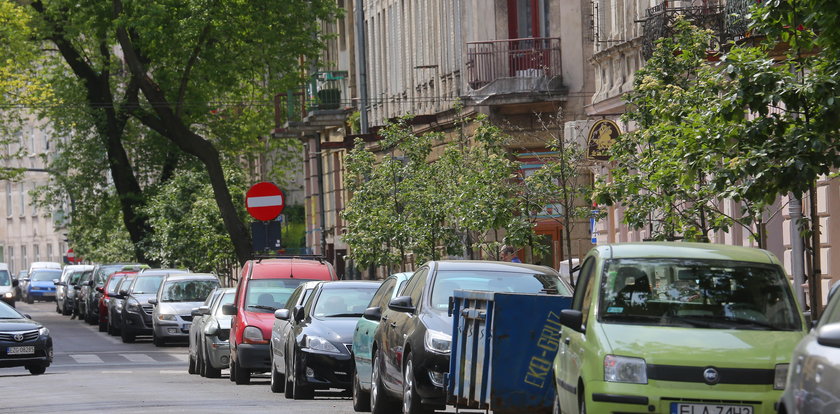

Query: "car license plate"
<box><xmin>671</xmin><ymin>403</ymin><xmax>753</xmax><ymax>414</ymax></box>
<box><xmin>43</xmin><ymin>292</ymin><xmax>55</xmax><ymax>297</ymax></box>
<box><xmin>7</xmin><ymin>346</ymin><xmax>35</xmax><ymax>355</ymax></box>
<box><xmin>181</xmin><ymin>323</ymin><xmax>191</xmax><ymax>332</ymax></box>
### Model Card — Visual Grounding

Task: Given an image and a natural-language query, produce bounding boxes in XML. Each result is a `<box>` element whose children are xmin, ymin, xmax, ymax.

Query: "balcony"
<box><xmin>272</xmin><ymin>70</ymin><xmax>354</xmax><ymax>138</ymax></box>
<box><xmin>640</xmin><ymin>0</ymin><xmax>725</xmax><ymax>59</ymax></box>
<box><xmin>465</xmin><ymin>37</ymin><xmax>565</xmax><ymax>104</ymax></box>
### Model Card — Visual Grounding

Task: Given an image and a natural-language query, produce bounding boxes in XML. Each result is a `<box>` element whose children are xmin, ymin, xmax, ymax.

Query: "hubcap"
<box><xmin>403</xmin><ymin>360</ymin><xmax>413</xmax><ymax>413</ymax></box>
<box><xmin>371</xmin><ymin>356</ymin><xmax>380</xmax><ymax>408</ymax></box>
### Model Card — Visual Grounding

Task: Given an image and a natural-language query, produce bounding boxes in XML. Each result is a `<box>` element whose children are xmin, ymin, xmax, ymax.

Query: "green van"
<box><xmin>553</xmin><ymin>242</ymin><xmax>807</xmax><ymax>414</ymax></box>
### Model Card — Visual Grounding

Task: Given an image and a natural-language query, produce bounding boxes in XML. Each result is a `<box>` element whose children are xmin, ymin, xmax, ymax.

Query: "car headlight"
<box><xmin>4</xmin><ymin>292</ymin><xmax>12</xmax><ymax>298</ymax></box>
<box><xmin>305</xmin><ymin>335</ymin><xmax>341</xmax><ymax>353</ymax></box>
<box><xmin>604</xmin><ymin>355</ymin><xmax>647</xmax><ymax>384</ymax></box>
<box><xmin>39</xmin><ymin>326</ymin><xmax>49</xmax><ymax>336</ymax></box>
<box><xmin>115</xmin><ymin>301</ymin><xmax>123</xmax><ymax>311</ymax></box>
<box><xmin>126</xmin><ymin>298</ymin><xmax>140</xmax><ymax>312</ymax></box>
<box><xmin>243</xmin><ymin>325</ymin><xmax>267</xmax><ymax>344</ymax></box>
<box><xmin>158</xmin><ymin>314</ymin><xmax>177</xmax><ymax>321</ymax></box>
<box><xmin>774</xmin><ymin>363</ymin><xmax>789</xmax><ymax>390</ymax></box>
<box><xmin>424</xmin><ymin>329</ymin><xmax>452</xmax><ymax>354</ymax></box>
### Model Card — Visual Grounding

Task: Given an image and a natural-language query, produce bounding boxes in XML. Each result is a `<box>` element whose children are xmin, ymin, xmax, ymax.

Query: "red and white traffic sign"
<box><xmin>66</xmin><ymin>248</ymin><xmax>75</xmax><ymax>262</ymax></box>
<box><xmin>246</xmin><ymin>182</ymin><xmax>285</xmax><ymax>221</ymax></box>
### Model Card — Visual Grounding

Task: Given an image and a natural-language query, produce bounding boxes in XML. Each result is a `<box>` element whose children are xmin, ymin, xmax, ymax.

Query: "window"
<box><xmin>7</xmin><ymin>247</ymin><xmax>14</xmax><ymax>274</ymax></box>
<box><xmin>21</xmin><ymin>245</ymin><xmax>27</xmax><ymax>272</ymax></box>
<box><xmin>370</xmin><ymin>278</ymin><xmax>397</xmax><ymax>308</ymax></box>
<box><xmin>47</xmin><ymin>244</ymin><xmax>53</xmax><ymax>262</ymax></box>
<box><xmin>33</xmin><ymin>244</ymin><xmax>40</xmax><ymax>262</ymax></box>
<box><xmin>5</xmin><ymin>182</ymin><xmax>11</xmax><ymax>217</ymax></box>
<box><xmin>18</xmin><ymin>183</ymin><xmax>25</xmax><ymax>216</ymax></box>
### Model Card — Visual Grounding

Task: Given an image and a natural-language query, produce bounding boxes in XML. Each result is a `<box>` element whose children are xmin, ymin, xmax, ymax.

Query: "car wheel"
<box><xmin>198</xmin><ymin>348</ymin><xmax>206</xmax><ymax>377</ymax></box>
<box><xmin>26</xmin><ymin>296</ymin><xmax>33</xmax><ymax>304</ymax></box>
<box><xmin>403</xmin><ymin>354</ymin><xmax>433</xmax><ymax>414</ymax></box>
<box><xmin>552</xmin><ymin>387</ymin><xmax>561</xmax><ymax>414</ymax></box>
<box><xmin>270</xmin><ymin>352</ymin><xmax>285</xmax><ymax>393</ymax></box>
<box><xmin>121</xmin><ymin>327</ymin><xmax>135</xmax><ymax>344</ymax></box>
<box><xmin>55</xmin><ymin>303</ymin><xmax>61</xmax><ymax>313</ymax></box>
<box><xmin>284</xmin><ymin>354</ymin><xmax>294</xmax><ymax>398</ymax></box>
<box><xmin>27</xmin><ymin>365</ymin><xmax>46</xmax><ymax>375</ymax></box>
<box><xmin>371</xmin><ymin>350</ymin><xmax>398</xmax><ymax>414</ymax></box>
<box><xmin>188</xmin><ymin>354</ymin><xmax>197</xmax><ymax>375</ymax></box>
<box><xmin>203</xmin><ymin>351</ymin><xmax>221</xmax><ymax>379</ymax></box>
<box><xmin>153</xmin><ymin>334</ymin><xmax>166</xmax><ymax>347</ymax></box>
<box><xmin>579</xmin><ymin>389</ymin><xmax>586</xmax><ymax>414</ymax></box>
<box><xmin>62</xmin><ymin>305</ymin><xmax>71</xmax><ymax>316</ymax></box>
<box><xmin>291</xmin><ymin>348</ymin><xmax>314</xmax><ymax>400</ymax></box>
<box><xmin>353</xmin><ymin>369</ymin><xmax>371</xmax><ymax>412</ymax></box>
<box><xmin>228</xmin><ymin>359</ymin><xmax>237</xmax><ymax>382</ymax></box>
<box><xmin>98</xmin><ymin>319</ymin><xmax>107</xmax><ymax>332</ymax></box>
<box><xmin>107</xmin><ymin>320</ymin><xmax>118</xmax><ymax>336</ymax></box>
<box><xmin>233</xmin><ymin>358</ymin><xmax>251</xmax><ymax>385</ymax></box>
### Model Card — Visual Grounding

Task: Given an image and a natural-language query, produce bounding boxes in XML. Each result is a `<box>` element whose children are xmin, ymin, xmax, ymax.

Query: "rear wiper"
<box><xmin>247</xmin><ymin>305</ymin><xmax>276</xmax><ymax>311</ymax></box>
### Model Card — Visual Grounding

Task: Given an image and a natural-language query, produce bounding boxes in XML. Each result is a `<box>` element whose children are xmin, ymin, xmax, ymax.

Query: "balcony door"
<box><xmin>507</xmin><ymin>0</ymin><xmax>549</xmax><ymax>76</ymax></box>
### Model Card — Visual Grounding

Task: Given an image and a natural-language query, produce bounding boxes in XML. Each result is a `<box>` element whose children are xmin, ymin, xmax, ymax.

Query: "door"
<box><xmin>507</xmin><ymin>0</ymin><xmax>549</xmax><ymax>75</ymax></box>
<box><xmin>558</xmin><ymin>256</ymin><xmax>596</xmax><ymax>412</ymax></box>
<box><xmin>533</xmin><ymin>225</ymin><xmax>561</xmax><ymax>269</ymax></box>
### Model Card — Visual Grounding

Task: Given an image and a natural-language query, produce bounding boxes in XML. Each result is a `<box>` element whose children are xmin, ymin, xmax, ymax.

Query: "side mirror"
<box><xmin>388</xmin><ymin>296</ymin><xmax>415</xmax><ymax>313</ymax></box>
<box><xmin>95</xmin><ymin>287</ymin><xmax>105</xmax><ymax>293</ymax></box>
<box><xmin>293</xmin><ymin>305</ymin><xmax>305</xmax><ymax>322</ymax></box>
<box><xmin>362</xmin><ymin>306</ymin><xmax>382</xmax><ymax>321</ymax></box>
<box><xmin>817</xmin><ymin>324</ymin><xmax>840</xmax><ymax>348</ymax></box>
<box><xmin>274</xmin><ymin>308</ymin><xmax>290</xmax><ymax>320</ymax></box>
<box><xmin>191</xmin><ymin>306</ymin><xmax>210</xmax><ymax>317</ymax></box>
<box><xmin>119</xmin><ymin>289</ymin><xmax>128</xmax><ymax>296</ymax></box>
<box><xmin>148</xmin><ymin>298</ymin><xmax>158</xmax><ymax>305</ymax></box>
<box><xmin>52</xmin><ymin>279</ymin><xmax>60</xmax><ymax>285</ymax></box>
<box><xmin>221</xmin><ymin>304</ymin><xmax>237</xmax><ymax>316</ymax></box>
<box><xmin>12</xmin><ymin>280</ymin><xmax>18</xmax><ymax>287</ymax></box>
<box><xmin>559</xmin><ymin>309</ymin><xmax>584</xmax><ymax>333</ymax></box>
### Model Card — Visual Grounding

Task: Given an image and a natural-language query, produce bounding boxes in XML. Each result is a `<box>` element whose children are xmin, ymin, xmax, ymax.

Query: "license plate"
<box><xmin>181</xmin><ymin>323</ymin><xmax>192</xmax><ymax>332</ymax></box>
<box><xmin>671</xmin><ymin>403</ymin><xmax>754</xmax><ymax>414</ymax></box>
<box><xmin>43</xmin><ymin>292</ymin><xmax>55</xmax><ymax>297</ymax></box>
<box><xmin>7</xmin><ymin>346</ymin><xmax>35</xmax><ymax>355</ymax></box>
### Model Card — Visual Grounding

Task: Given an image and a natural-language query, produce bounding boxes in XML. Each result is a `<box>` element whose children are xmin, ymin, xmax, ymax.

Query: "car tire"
<box><xmin>188</xmin><ymin>354</ymin><xmax>197</xmax><ymax>375</ymax></box>
<box><xmin>403</xmin><ymin>354</ymin><xmax>433</xmax><ymax>414</ymax></box>
<box><xmin>284</xmin><ymin>355</ymin><xmax>294</xmax><ymax>398</ymax></box>
<box><xmin>198</xmin><ymin>349</ymin><xmax>206</xmax><ymax>377</ymax></box>
<box><xmin>56</xmin><ymin>303</ymin><xmax>61</xmax><ymax>313</ymax></box>
<box><xmin>552</xmin><ymin>386</ymin><xmax>561</xmax><ymax>414</ymax></box>
<box><xmin>290</xmin><ymin>348</ymin><xmax>314</xmax><ymax>400</ymax></box>
<box><xmin>62</xmin><ymin>306</ymin><xmax>71</xmax><ymax>316</ymax></box>
<box><xmin>229</xmin><ymin>359</ymin><xmax>237</xmax><ymax>382</ymax></box>
<box><xmin>204</xmin><ymin>352</ymin><xmax>221</xmax><ymax>379</ymax></box>
<box><xmin>98</xmin><ymin>319</ymin><xmax>107</xmax><ymax>332</ymax></box>
<box><xmin>579</xmin><ymin>389</ymin><xmax>586</xmax><ymax>414</ymax></box>
<box><xmin>107</xmin><ymin>321</ymin><xmax>118</xmax><ymax>336</ymax></box>
<box><xmin>153</xmin><ymin>334</ymin><xmax>166</xmax><ymax>347</ymax></box>
<box><xmin>371</xmin><ymin>350</ymin><xmax>398</xmax><ymax>414</ymax></box>
<box><xmin>270</xmin><ymin>354</ymin><xmax>285</xmax><ymax>393</ymax></box>
<box><xmin>121</xmin><ymin>327</ymin><xmax>135</xmax><ymax>344</ymax></box>
<box><xmin>352</xmin><ymin>370</ymin><xmax>371</xmax><ymax>412</ymax></box>
<box><xmin>26</xmin><ymin>296</ymin><xmax>33</xmax><ymax>304</ymax></box>
<box><xmin>27</xmin><ymin>365</ymin><xmax>46</xmax><ymax>375</ymax></box>
<box><xmin>233</xmin><ymin>358</ymin><xmax>251</xmax><ymax>385</ymax></box>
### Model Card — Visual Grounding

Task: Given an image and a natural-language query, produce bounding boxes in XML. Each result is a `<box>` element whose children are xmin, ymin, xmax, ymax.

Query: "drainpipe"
<box><xmin>789</xmin><ymin>194</ymin><xmax>806</xmax><ymax>311</ymax></box>
<box><xmin>315</xmin><ymin>134</ymin><xmax>327</xmax><ymax>257</ymax></box>
<box><xmin>354</xmin><ymin>0</ymin><xmax>369</xmax><ymax>134</ymax></box>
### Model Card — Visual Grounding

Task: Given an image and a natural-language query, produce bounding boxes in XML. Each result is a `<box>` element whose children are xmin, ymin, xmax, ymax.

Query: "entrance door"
<box><xmin>533</xmin><ymin>224</ymin><xmax>561</xmax><ymax>269</ymax></box>
<box><xmin>506</xmin><ymin>0</ymin><xmax>550</xmax><ymax>76</ymax></box>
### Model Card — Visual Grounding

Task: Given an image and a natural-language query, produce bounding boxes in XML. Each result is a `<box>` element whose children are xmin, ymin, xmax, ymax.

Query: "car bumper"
<box><xmin>235</xmin><ymin>343</ymin><xmax>271</xmax><ymax>371</ymax></box>
<box><xmin>206</xmin><ymin>337</ymin><xmax>231</xmax><ymax>369</ymax></box>
<box><xmin>0</xmin><ymin>337</ymin><xmax>53</xmax><ymax>368</ymax></box>
<box><xmin>581</xmin><ymin>380</ymin><xmax>781</xmax><ymax>414</ymax></box>
<box><xmin>122</xmin><ymin>311</ymin><xmax>153</xmax><ymax>335</ymax></box>
<box><xmin>411</xmin><ymin>350</ymin><xmax>449</xmax><ymax>407</ymax></box>
<box><xmin>298</xmin><ymin>348</ymin><xmax>354</xmax><ymax>390</ymax></box>
<box><xmin>28</xmin><ymin>291</ymin><xmax>56</xmax><ymax>300</ymax></box>
<box><xmin>154</xmin><ymin>322</ymin><xmax>191</xmax><ymax>340</ymax></box>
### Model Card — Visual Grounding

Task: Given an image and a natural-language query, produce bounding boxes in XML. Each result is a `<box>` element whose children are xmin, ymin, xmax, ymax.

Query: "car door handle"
<box><xmin>390</xmin><ymin>322</ymin><xmax>397</xmax><ymax>328</ymax></box>
<box><xmin>564</xmin><ymin>337</ymin><xmax>570</xmax><ymax>345</ymax></box>
<box><xmin>382</xmin><ymin>315</ymin><xmax>389</xmax><ymax>322</ymax></box>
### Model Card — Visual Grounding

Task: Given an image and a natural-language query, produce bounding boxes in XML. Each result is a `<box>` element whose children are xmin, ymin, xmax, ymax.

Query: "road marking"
<box><xmin>102</xmin><ymin>370</ymin><xmax>133</xmax><ymax>374</ymax></box>
<box><xmin>70</xmin><ymin>354</ymin><xmax>103</xmax><ymax>364</ymax></box>
<box><xmin>159</xmin><ymin>370</ymin><xmax>185</xmax><ymax>374</ymax></box>
<box><xmin>170</xmin><ymin>354</ymin><xmax>189</xmax><ymax>362</ymax></box>
<box><xmin>120</xmin><ymin>353</ymin><xmax>155</xmax><ymax>363</ymax></box>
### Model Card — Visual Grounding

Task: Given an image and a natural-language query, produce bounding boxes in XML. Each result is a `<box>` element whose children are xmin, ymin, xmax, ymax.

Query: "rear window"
<box><xmin>245</xmin><ymin>279</ymin><xmax>316</xmax><ymax>313</ymax></box>
<box><xmin>160</xmin><ymin>279</ymin><xmax>220</xmax><ymax>302</ymax></box>
<box><xmin>430</xmin><ymin>270</ymin><xmax>570</xmax><ymax>311</ymax></box>
<box><xmin>31</xmin><ymin>270</ymin><xmax>62</xmax><ymax>282</ymax></box>
<box><xmin>131</xmin><ymin>276</ymin><xmax>165</xmax><ymax>294</ymax></box>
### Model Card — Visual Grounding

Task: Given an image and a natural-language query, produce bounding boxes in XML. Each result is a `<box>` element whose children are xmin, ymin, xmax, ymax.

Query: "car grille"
<box><xmin>0</xmin><ymin>330</ymin><xmax>39</xmax><ymax>342</ymax></box>
<box><xmin>344</xmin><ymin>344</ymin><xmax>352</xmax><ymax>353</ymax></box>
<box><xmin>217</xmin><ymin>329</ymin><xmax>230</xmax><ymax>342</ymax></box>
<box><xmin>181</xmin><ymin>315</ymin><xmax>193</xmax><ymax>322</ymax></box>
<box><xmin>141</xmin><ymin>305</ymin><xmax>154</xmax><ymax>314</ymax></box>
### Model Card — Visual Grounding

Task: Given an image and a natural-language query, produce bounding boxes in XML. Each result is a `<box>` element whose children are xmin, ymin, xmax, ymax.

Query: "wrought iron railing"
<box><xmin>465</xmin><ymin>37</ymin><xmax>562</xmax><ymax>90</ymax></box>
<box><xmin>306</xmin><ymin>70</ymin><xmax>349</xmax><ymax>111</ymax></box>
<box><xmin>640</xmin><ymin>0</ymin><xmax>725</xmax><ymax>59</ymax></box>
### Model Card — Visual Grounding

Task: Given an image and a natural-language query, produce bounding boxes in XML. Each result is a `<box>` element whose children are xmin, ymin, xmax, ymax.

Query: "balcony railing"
<box><xmin>465</xmin><ymin>37</ymin><xmax>562</xmax><ymax>90</ymax></box>
<box><xmin>306</xmin><ymin>70</ymin><xmax>349</xmax><ymax>111</ymax></box>
<box><xmin>640</xmin><ymin>0</ymin><xmax>725</xmax><ymax>59</ymax></box>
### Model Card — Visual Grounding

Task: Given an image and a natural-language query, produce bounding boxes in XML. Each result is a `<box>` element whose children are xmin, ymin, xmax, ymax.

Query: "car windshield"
<box><xmin>245</xmin><ymin>279</ymin><xmax>314</xmax><ymax>313</ymax></box>
<box><xmin>69</xmin><ymin>272</ymin><xmax>84</xmax><ymax>284</ymax></box>
<box><xmin>215</xmin><ymin>292</ymin><xmax>235</xmax><ymax>316</ymax></box>
<box><xmin>313</xmin><ymin>286</ymin><xmax>379</xmax><ymax>318</ymax></box>
<box><xmin>598</xmin><ymin>258</ymin><xmax>801</xmax><ymax>331</ymax></box>
<box><xmin>106</xmin><ymin>275</ymin><xmax>126</xmax><ymax>295</ymax></box>
<box><xmin>429</xmin><ymin>270</ymin><xmax>571</xmax><ymax>311</ymax></box>
<box><xmin>0</xmin><ymin>302</ymin><xmax>23</xmax><ymax>319</ymax></box>
<box><xmin>31</xmin><ymin>270</ymin><xmax>61</xmax><ymax>282</ymax></box>
<box><xmin>95</xmin><ymin>265</ymin><xmax>125</xmax><ymax>285</ymax></box>
<box><xmin>0</xmin><ymin>270</ymin><xmax>10</xmax><ymax>286</ymax></box>
<box><xmin>160</xmin><ymin>279</ymin><xmax>219</xmax><ymax>302</ymax></box>
<box><xmin>131</xmin><ymin>276</ymin><xmax>165</xmax><ymax>294</ymax></box>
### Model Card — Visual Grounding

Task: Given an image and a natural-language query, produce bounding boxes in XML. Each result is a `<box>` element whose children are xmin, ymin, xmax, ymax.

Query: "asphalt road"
<box><xmin>0</xmin><ymin>301</ymin><xmax>360</xmax><ymax>413</ymax></box>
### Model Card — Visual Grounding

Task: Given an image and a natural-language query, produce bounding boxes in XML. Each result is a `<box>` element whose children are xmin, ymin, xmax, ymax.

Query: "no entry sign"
<box><xmin>246</xmin><ymin>182</ymin><xmax>285</xmax><ymax>221</ymax></box>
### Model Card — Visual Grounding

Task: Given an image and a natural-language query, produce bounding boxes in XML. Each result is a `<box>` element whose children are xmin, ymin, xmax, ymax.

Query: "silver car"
<box><xmin>150</xmin><ymin>273</ymin><xmax>220</xmax><ymax>347</ymax></box>
<box><xmin>55</xmin><ymin>265</ymin><xmax>94</xmax><ymax>315</ymax></box>
<box><xmin>189</xmin><ymin>287</ymin><xmax>235</xmax><ymax>378</ymax></box>
<box><xmin>779</xmin><ymin>285</ymin><xmax>840</xmax><ymax>414</ymax></box>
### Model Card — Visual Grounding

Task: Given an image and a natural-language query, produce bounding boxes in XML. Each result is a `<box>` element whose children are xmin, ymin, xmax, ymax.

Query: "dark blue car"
<box><xmin>23</xmin><ymin>269</ymin><xmax>62</xmax><ymax>304</ymax></box>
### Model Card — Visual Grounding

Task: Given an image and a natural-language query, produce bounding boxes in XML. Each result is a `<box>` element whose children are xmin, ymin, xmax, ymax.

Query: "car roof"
<box><xmin>163</xmin><ymin>273</ymin><xmax>219</xmax><ymax>281</ymax></box>
<box><xmin>596</xmin><ymin>242</ymin><xmax>777</xmax><ymax>264</ymax></box>
<box><xmin>135</xmin><ymin>269</ymin><xmax>188</xmax><ymax>277</ymax></box>
<box><xmin>430</xmin><ymin>260</ymin><xmax>562</xmax><ymax>274</ymax></box>
<box><xmin>316</xmin><ymin>280</ymin><xmax>381</xmax><ymax>289</ymax></box>
<box><xmin>249</xmin><ymin>258</ymin><xmax>334</xmax><ymax>279</ymax></box>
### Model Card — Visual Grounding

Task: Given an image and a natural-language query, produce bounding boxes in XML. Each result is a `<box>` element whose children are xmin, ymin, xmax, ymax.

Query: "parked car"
<box><xmin>21</xmin><ymin>268</ymin><xmax>62</xmax><ymax>304</ymax></box>
<box><xmin>778</xmin><ymin>281</ymin><xmax>840</xmax><ymax>413</ymax></box>
<box><xmin>553</xmin><ymin>242</ymin><xmax>806</xmax><ymax>414</ymax></box>
<box><xmin>55</xmin><ymin>265</ymin><xmax>94</xmax><ymax>315</ymax></box>
<box><xmin>189</xmin><ymin>287</ymin><xmax>236</xmax><ymax>378</ymax></box>
<box><xmin>14</xmin><ymin>270</ymin><xmax>26</xmax><ymax>300</ymax></box>
<box><xmin>223</xmin><ymin>256</ymin><xmax>338</xmax><ymax>385</ymax></box>
<box><xmin>96</xmin><ymin>270</ymin><xmax>137</xmax><ymax>332</ymax></box>
<box><xmin>274</xmin><ymin>280</ymin><xmax>380</xmax><ymax>399</ymax></box>
<box><xmin>119</xmin><ymin>269</ymin><xmax>188</xmax><ymax>343</ymax></box>
<box><xmin>0</xmin><ymin>300</ymin><xmax>53</xmax><ymax>375</ymax></box>
<box><xmin>149</xmin><ymin>273</ymin><xmax>220</xmax><ymax>346</ymax></box>
<box><xmin>82</xmin><ymin>264</ymin><xmax>146</xmax><ymax>325</ymax></box>
<box><xmin>107</xmin><ymin>274</ymin><xmax>139</xmax><ymax>335</ymax></box>
<box><xmin>0</xmin><ymin>263</ymin><xmax>16</xmax><ymax>307</ymax></box>
<box><xmin>73</xmin><ymin>270</ymin><xmax>94</xmax><ymax>319</ymax></box>
<box><xmin>269</xmin><ymin>280</ymin><xmax>322</xmax><ymax>393</ymax></box>
<box><xmin>371</xmin><ymin>261</ymin><xmax>573</xmax><ymax>414</ymax></box>
<box><xmin>351</xmin><ymin>272</ymin><xmax>411</xmax><ymax>410</ymax></box>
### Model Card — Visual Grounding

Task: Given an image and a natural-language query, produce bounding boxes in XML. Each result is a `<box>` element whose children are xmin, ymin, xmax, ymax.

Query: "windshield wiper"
<box><xmin>323</xmin><ymin>313</ymin><xmax>362</xmax><ymax>318</ymax></box>
<box><xmin>247</xmin><ymin>305</ymin><xmax>277</xmax><ymax>311</ymax></box>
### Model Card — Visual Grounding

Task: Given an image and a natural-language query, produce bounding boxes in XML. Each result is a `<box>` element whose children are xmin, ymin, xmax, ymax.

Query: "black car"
<box><xmin>275</xmin><ymin>280</ymin><xmax>380</xmax><ymax>399</ymax></box>
<box><xmin>0</xmin><ymin>300</ymin><xmax>53</xmax><ymax>375</ymax></box>
<box><xmin>106</xmin><ymin>274</ymin><xmax>138</xmax><ymax>335</ymax></box>
<box><xmin>82</xmin><ymin>264</ymin><xmax>145</xmax><ymax>325</ymax></box>
<box><xmin>118</xmin><ymin>269</ymin><xmax>187</xmax><ymax>343</ymax></box>
<box><xmin>369</xmin><ymin>261</ymin><xmax>572</xmax><ymax>414</ymax></box>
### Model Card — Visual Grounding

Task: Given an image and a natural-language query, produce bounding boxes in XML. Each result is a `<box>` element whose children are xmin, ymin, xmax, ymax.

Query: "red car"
<box><xmin>223</xmin><ymin>256</ymin><xmax>337</xmax><ymax>385</ymax></box>
<box><xmin>96</xmin><ymin>270</ymin><xmax>139</xmax><ymax>332</ymax></box>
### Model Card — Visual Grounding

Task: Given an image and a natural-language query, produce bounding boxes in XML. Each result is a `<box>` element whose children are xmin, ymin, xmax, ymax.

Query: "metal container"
<box><xmin>447</xmin><ymin>290</ymin><xmax>572</xmax><ymax>414</ymax></box>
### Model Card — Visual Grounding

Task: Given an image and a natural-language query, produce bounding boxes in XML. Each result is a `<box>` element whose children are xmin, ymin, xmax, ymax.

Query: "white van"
<box><xmin>0</xmin><ymin>263</ymin><xmax>14</xmax><ymax>307</ymax></box>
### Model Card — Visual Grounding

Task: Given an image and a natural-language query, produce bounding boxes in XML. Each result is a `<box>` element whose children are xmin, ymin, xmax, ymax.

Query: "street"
<box><xmin>0</xmin><ymin>301</ymin><xmax>358</xmax><ymax>413</ymax></box>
